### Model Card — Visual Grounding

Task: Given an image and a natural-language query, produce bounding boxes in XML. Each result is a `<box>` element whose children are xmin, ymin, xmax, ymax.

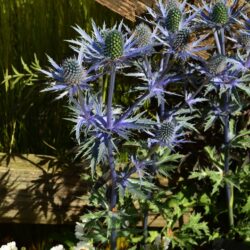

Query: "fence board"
<box><xmin>0</xmin><ymin>153</ymin><xmax>189</xmax><ymax>227</ymax></box>
<box><xmin>0</xmin><ymin>153</ymin><xmax>89</xmax><ymax>224</ymax></box>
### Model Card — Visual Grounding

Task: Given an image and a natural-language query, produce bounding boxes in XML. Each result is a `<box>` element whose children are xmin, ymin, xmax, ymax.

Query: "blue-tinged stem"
<box><xmin>213</xmin><ymin>29</ymin><xmax>222</xmax><ymax>54</ymax></box>
<box><xmin>160</xmin><ymin>53</ymin><xmax>170</xmax><ymax>118</ymax></box>
<box><xmin>107</xmin><ymin>64</ymin><xmax>116</xmax><ymax>129</ymax></box>
<box><xmin>143</xmin><ymin>53</ymin><xmax>170</xmax><ymax>246</ymax></box>
<box><xmin>219</xmin><ymin>27</ymin><xmax>234</xmax><ymax>228</ymax></box>
<box><xmin>107</xmin><ymin>63</ymin><xmax>118</xmax><ymax>250</ymax></box>
<box><xmin>115</xmin><ymin>92</ymin><xmax>150</xmax><ymax>125</ymax></box>
<box><xmin>220</xmin><ymin>28</ymin><xmax>226</xmax><ymax>55</ymax></box>
<box><xmin>224</xmin><ymin>91</ymin><xmax>234</xmax><ymax>227</ymax></box>
<box><xmin>108</xmin><ymin>139</ymin><xmax>118</xmax><ymax>250</ymax></box>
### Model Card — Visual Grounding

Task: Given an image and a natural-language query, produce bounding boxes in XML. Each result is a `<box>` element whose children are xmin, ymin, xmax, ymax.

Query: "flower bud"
<box><xmin>166</xmin><ymin>7</ymin><xmax>182</xmax><ymax>32</ymax></box>
<box><xmin>134</xmin><ymin>23</ymin><xmax>152</xmax><ymax>47</ymax></box>
<box><xmin>211</xmin><ymin>2</ymin><xmax>228</xmax><ymax>25</ymax></box>
<box><xmin>173</xmin><ymin>29</ymin><xmax>190</xmax><ymax>50</ymax></box>
<box><xmin>62</xmin><ymin>58</ymin><xmax>85</xmax><ymax>85</ymax></box>
<box><xmin>104</xmin><ymin>30</ymin><xmax>124</xmax><ymax>59</ymax></box>
<box><xmin>156</xmin><ymin>121</ymin><xmax>176</xmax><ymax>143</ymax></box>
<box><xmin>207</xmin><ymin>55</ymin><xmax>228</xmax><ymax>75</ymax></box>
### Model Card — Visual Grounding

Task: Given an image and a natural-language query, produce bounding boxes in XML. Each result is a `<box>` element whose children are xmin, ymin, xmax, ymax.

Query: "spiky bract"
<box><xmin>104</xmin><ymin>30</ymin><xmax>124</xmax><ymax>59</ymax></box>
<box><xmin>134</xmin><ymin>23</ymin><xmax>152</xmax><ymax>47</ymax></box>
<box><xmin>211</xmin><ymin>2</ymin><xmax>229</xmax><ymax>25</ymax></box>
<box><xmin>62</xmin><ymin>58</ymin><xmax>85</xmax><ymax>85</ymax></box>
<box><xmin>166</xmin><ymin>7</ymin><xmax>182</xmax><ymax>32</ymax></box>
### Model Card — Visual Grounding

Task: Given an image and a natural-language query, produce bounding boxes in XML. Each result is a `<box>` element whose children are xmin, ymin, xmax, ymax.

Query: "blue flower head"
<box><xmin>41</xmin><ymin>56</ymin><xmax>96</xmax><ymax>99</ymax></box>
<box><xmin>133</xmin><ymin>23</ymin><xmax>153</xmax><ymax>48</ymax></box>
<box><xmin>228</xmin><ymin>31</ymin><xmax>250</xmax><ymax>52</ymax></box>
<box><xmin>146</xmin><ymin>0</ymin><xmax>199</xmax><ymax>32</ymax></box>
<box><xmin>197</xmin><ymin>0</ymin><xmax>246</xmax><ymax>30</ymax></box>
<box><xmin>68</xmin><ymin>21</ymin><xmax>152</xmax><ymax>71</ymax></box>
<box><xmin>198</xmin><ymin>54</ymin><xmax>250</xmax><ymax>95</ymax></box>
<box><xmin>148</xmin><ymin>115</ymin><xmax>190</xmax><ymax>149</ymax></box>
<box><xmin>155</xmin><ymin>26</ymin><xmax>212</xmax><ymax>61</ymax></box>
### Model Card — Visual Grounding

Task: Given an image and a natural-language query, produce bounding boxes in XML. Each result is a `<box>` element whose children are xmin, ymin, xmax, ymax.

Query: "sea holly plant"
<box><xmin>40</xmin><ymin>0</ymin><xmax>250</xmax><ymax>249</ymax></box>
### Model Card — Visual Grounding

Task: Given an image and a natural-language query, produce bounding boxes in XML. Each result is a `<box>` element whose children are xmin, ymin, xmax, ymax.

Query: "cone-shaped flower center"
<box><xmin>134</xmin><ymin>23</ymin><xmax>152</xmax><ymax>47</ymax></box>
<box><xmin>156</xmin><ymin>121</ymin><xmax>176</xmax><ymax>143</ymax></box>
<box><xmin>62</xmin><ymin>58</ymin><xmax>85</xmax><ymax>85</ymax></box>
<box><xmin>207</xmin><ymin>55</ymin><xmax>228</xmax><ymax>75</ymax></box>
<box><xmin>104</xmin><ymin>30</ymin><xmax>124</xmax><ymax>59</ymax></box>
<box><xmin>173</xmin><ymin>29</ymin><xmax>190</xmax><ymax>50</ymax></box>
<box><xmin>166</xmin><ymin>7</ymin><xmax>182</xmax><ymax>32</ymax></box>
<box><xmin>211</xmin><ymin>2</ymin><xmax>229</xmax><ymax>25</ymax></box>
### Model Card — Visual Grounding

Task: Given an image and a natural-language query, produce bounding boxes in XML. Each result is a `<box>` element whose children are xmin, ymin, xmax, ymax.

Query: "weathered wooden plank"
<box><xmin>0</xmin><ymin>153</ymin><xmax>89</xmax><ymax>224</ymax></box>
<box><xmin>0</xmin><ymin>153</ymin><xmax>188</xmax><ymax>227</ymax></box>
<box><xmin>95</xmin><ymin>0</ymin><xmax>248</xmax><ymax>21</ymax></box>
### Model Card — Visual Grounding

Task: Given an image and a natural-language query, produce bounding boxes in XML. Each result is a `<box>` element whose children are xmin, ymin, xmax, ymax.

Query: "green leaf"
<box><xmin>147</xmin><ymin>231</ymin><xmax>159</xmax><ymax>243</ymax></box>
<box><xmin>204</xmin><ymin>115</ymin><xmax>217</xmax><ymax>131</ymax></box>
<box><xmin>237</xmin><ymin>84</ymin><xmax>250</xmax><ymax>96</ymax></box>
<box><xmin>242</xmin><ymin>197</ymin><xmax>250</xmax><ymax>214</ymax></box>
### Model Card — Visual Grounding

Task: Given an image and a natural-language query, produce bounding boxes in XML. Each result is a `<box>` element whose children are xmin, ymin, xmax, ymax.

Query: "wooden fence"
<box><xmin>0</xmin><ymin>153</ymin><xmax>177</xmax><ymax>227</ymax></box>
<box><xmin>0</xmin><ymin>153</ymin><xmax>88</xmax><ymax>224</ymax></box>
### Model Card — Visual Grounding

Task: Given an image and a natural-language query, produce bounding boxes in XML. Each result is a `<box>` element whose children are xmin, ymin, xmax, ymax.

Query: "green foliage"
<box><xmin>0</xmin><ymin>55</ymin><xmax>40</xmax><ymax>153</ymax></box>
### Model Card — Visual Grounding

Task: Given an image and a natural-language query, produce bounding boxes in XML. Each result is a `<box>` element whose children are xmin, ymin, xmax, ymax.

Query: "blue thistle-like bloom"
<box><xmin>68</xmin><ymin>20</ymin><xmax>152</xmax><ymax>71</ymax></box>
<box><xmin>206</xmin><ymin>54</ymin><xmax>229</xmax><ymax>75</ymax></box>
<box><xmin>197</xmin><ymin>54</ymin><xmax>250</xmax><ymax>95</ymax></box>
<box><xmin>134</xmin><ymin>23</ymin><xmax>153</xmax><ymax>48</ymax></box>
<box><xmin>155</xmin><ymin>26</ymin><xmax>212</xmax><ymax>61</ymax></box>
<box><xmin>149</xmin><ymin>117</ymin><xmax>187</xmax><ymax>149</ymax></box>
<box><xmin>146</xmin><ymin>0</ymin><xmax>199</xmax><ymax>32</ymax></box>
<box><xmin>62</xmin><ymin>58</ymin><xmax>85</xmax><ymax>85</ymax></box>
<box><xmin>196</xmin><ymin>0</ymin><xmax>246</xmax><ymax>30</ymax></box>
<box><xmin>156</xmin><ymin>121</ymin><xmax>176</xmax><ymax>143</ymax></box>
<box><xmin>69</xmin><ymin>91</ymin><xmax>155</xmax><ymax>171</ymax></box>
<box><xmin>228</xmin><ymin>29</ymin><xmax>250</xmax><ymax>52</ymax></box>
<box><xmin>41</xmin><ymin>56</ymin><xmax>97</xmax><ymax>99</ymax></box>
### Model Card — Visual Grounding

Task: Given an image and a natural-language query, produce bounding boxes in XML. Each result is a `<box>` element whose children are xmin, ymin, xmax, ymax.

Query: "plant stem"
<box><xmin>115</xmin><ymin>91</ymin><xmax>150</xmax><ymax>125</ymax></box>
<box><xmin>108</xmin><ymin>139</ymin><xmax>118</xmax><ymax>250</ymax></box>
<box><xmin>219</xmin><ymin>27</ymin><xmax>234</xmax><ymax>228</ymax></box>
<box><xmin>107</xmin><ymin>63</ymin><xmax>118</xmax><ymax>250</ymax></box>
<box><xmin>213</xmin><ymin>29</ymin><xmax>222</xmax><ymax>54</ymax></box>
<box><xmin>224</xmin><ymin>91</ymin><xmax>234</xmax><ymax>227</ymax></box>
<box><xmin>220</xmin><ymin>28</ymin><xmax>225</xmax><ymax>56</ymax></box>
<box><xmin>107</xmin><ymin>64</ymin><xmax>116</xmax><ymax>129</ymax></box>
<box><xmin>143</xmin><ymin>191</ymin><xmax>152</xmax><ymax>247</ymax></box>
